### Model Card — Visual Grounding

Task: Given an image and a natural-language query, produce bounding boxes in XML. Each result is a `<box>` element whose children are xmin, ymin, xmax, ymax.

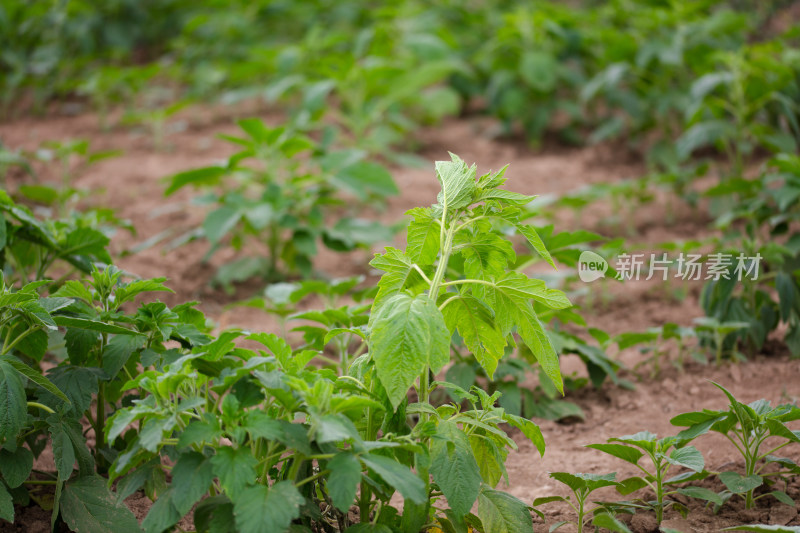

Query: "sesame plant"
<box><xmin>0</xmin><ymin>264</ymin><xmax>209</xmax><ymax>530</ymax></box>
<box><xmin>533</xmin><ymin>472</ymin><xmax>630</xmax><ymax>533</ymax></box>
<box><xmin>101</xmin><ymin>154</ymin><xmax>569</xmax><ymax>532</ymax></box>
<box><xmin>587</xmin><ymin>431</ymin><xmax>710</xmax><ymax>524</ymax></box>
<box><xmin>670</xmin><ymin>381</ymin><xmax>800</xmax><ymax>510</ymax></box>
<box><xmin>165</xmin><ymin>118</ymin><xmax>397</xmax><ymax>288</ymax></box>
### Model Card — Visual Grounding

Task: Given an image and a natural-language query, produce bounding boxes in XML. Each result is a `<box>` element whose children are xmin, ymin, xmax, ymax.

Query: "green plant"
<box><xmin>670</xmin><ymin>381</ymin><xmax>800</xmax><ymax>510</ymax></box>
<box><xmin>238</xmin><ymin>276</ymin><xmax>373</xmax><ymax>375</ymax></box>
<box><xmin>678</xmin><ymin>42</ymin><xmax>800</xmax><ymax>177</ymax></box>
<box><xmin>533</xmin><ymin>472</ymin><xmax>631</xmax><ymax>533</ymax></box>
<box><xmin>701</xmin><ymin>154</ymin><xmax>800</xmax><ymax>359</ymax></box>
<box><xmin>101</xmin><ymin>153</ymin><xmax>569</xmax><ymax>532</ymax></box>
<box><xmin>0</xmin><ymin>190</ymin><xmax>118</xmax><ymax>286</ymax></box>
<box><xmin>587</xmin><ymin>431</ymin><xmax>710</xmax><ymax>524</ymax></box>
<box><xmin>0</xmin><ymin>265</ymin><xmax>206</xmax><ymax>529</ymax></box>
<box><xmin>165</xmin><ymin>118</ymin><xmax>397</xmax><ymax>287</ymax></box>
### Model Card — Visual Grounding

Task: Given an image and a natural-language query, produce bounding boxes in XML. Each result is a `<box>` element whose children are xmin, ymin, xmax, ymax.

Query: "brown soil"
<box><xmin>1</xmin><ymin>106</ymin><xmax>798</xmax><ymax>532</ymax></box>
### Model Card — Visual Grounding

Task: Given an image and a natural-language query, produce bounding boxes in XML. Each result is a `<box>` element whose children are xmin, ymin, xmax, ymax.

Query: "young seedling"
<box><xmin>587</xmin><ymin>431</ymin><xmax>710</xmax><ymax>524</ymax></box>
<box><xmin>692</xmin><ymin>317</ymin><xmax>750</xmax><ymax>366</ymax></box>
<box><xmin>534</xmin><ymin>472</ymin><xmax>631</xmax><ymax>533</ymax></box>
<box><xmin>671</xmin><ymin>381</ymin><xmax>800</xmax><ymax>509</ymax></box>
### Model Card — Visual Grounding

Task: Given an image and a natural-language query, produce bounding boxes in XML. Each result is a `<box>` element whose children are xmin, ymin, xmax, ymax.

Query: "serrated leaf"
<box><xmin>211</xmin><ymin>447</ymin><xmax>257</xmax><ymax>499</ymax></box>
<box><xmin>477</xmin><ymin>485</ymin><xmax>534</xmax><ymax>533</ymax></box>
<box><xmin>406</xmin><ymin>207</ymin><xmax>440</xmax><ymax>265</ymax></box>
<box><xmin>0</xmin><ymin>355</ymin><xmax>69</xmax><ymax>403</ymax></box>
<box><xmin>474</xmin><ymin>189</ymin><xmax>535</xmax><ymax>205</ymax></box>
<box><xmin>53</xmin><ymin>316</ymin><xmax>142</xmax><ymax>336</ymax></box>
<box><xmin>502</xmin><ymin>414</ymin><xmax>545</xmax><ymax>457</ymax></box>
<box><xmin>458</xmin><ymin>232</ymin><xmax>515</xmax><ymax>287</ymax></box>
<box><xmin>442</xmin><ymin>296</ymin><xmax>505</xmax><ymax>379</ymax></box>
<box><xmin>431</xmin><ymin>420</ymin><xmax>481</xmax><ymax>517</ymax></box>
<box><xmin>60</xmin><ymin>476</ymin><xmax>142</xmax><ymax>533</ymax></box>
<box><xmin>234</xmin><ymin>481</ymin><xmax>304</xmax><ymax>533</ymax></box>
<box><xmin>0</xmin><ymin>360</ymin><xmax>26</xmax><ymax>441</ymax></box>
<box><xmin>436</xmin><ymin>154</ymin><xmax>476</xmax><ymax>211</ymax></box>
<box><xmin>516</xmin><ymin>225</ymin><xmax>556</xmax><ymax>269</ymax></box>
<box><xmin>42</xmin><ymin>366</ymin><xmax>99</xmax><ymax>416</ymax></box>
<box><xmin>370</xmin><ymin>293</ymin><xmax>450</xmax><ymax>409</ymax></box>
<box><xmin>51</xmin><ymin>422</ymin><xmax>76</xmax><ymax>480</ymax></box>
<box><xmin>171</xmin><ymin>452</ymin><xmax>214</xmax><ymax>515</ymax></box>
<box><xmin>369</xmin><ymin>247</ymin><xmax>428</xmax><ymax>314</ymax></box>
<box><xmin>361</xmin><ymin>454</ymin><xmax>427</xmax><ymax>505</ymax></box>
<box><xmin>326</xmin><ymin>453</ymin><xmax>361</xmax><ymax>513</ymax></box>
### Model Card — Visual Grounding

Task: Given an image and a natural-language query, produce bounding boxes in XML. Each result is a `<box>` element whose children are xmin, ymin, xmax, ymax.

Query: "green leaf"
<box><xmin>520</xmin><ymin>51</ymin><xmax>557</xmax><ymax>92</ymax></box>
<box><xmin>203</xmin><ymin>206</ymin><xmax>241</xmax><ymax>244</ymax></box>
<box><xmin>171</xmin><ymin>452</ymin><xmax>214</xmax><ymax>515</ymax></box>
<box><xmin>0</xmin><ymin>359</ymin><xmax>27</xmax><ymax>441</ymax></box>
<box><xmin>48</xmin><ymin>415</ymin><xmax>95</xmax><ymax>476</ymax></box>
<box><xmin>406</xmin><ymin>207</ymin><xmax>441</xmax><ymax>265</ymax></box>
<box><xmin>103</xmin><ymin>335</ymin><xmax>147</xmax><ymax>380</ymax></box>
<box><xmin>234</xmin><ymin>481</ymin><xmax>304</xmax><ymax>533</ymax></box>
<box><xmin>333</xmin><ymin>160</ymin><xmax>398</xmax><ymax>200</ymax></box>
<box><xmin>502</xmin><ymin>414</ymin><xmax>545</xmax><ymax>457</ymax></box>
<box><xmin>361</xmin><ymin>454</ymin><xmax>427</xmax><ymax>505</ymax></box>
<box><xmin>60</xmin><ymin>476</ymin><xmax>142</xmax><ymax>533</ymax></box>
<box><xmin>719</xmin><ymin>472</ymin><xmax>762</xmax><ymax>494</ymax></box>
<box><xmin>42</xmin><ymin>366</ymin><xmax>99</xmax><ymax>416</ymax></box>
<box><xmin>51</xmin><ymin>420</ymin><xmax>77</xmax><ymax>480</ymax></box>
<box><xmin>370</xmin><ymin>293</ymin><xmax>450</xmax><ymax>409</ymax></box>
<box><xmin>676</xmin><ymin>120</ymin><xmax>734</xmax><ymax>160</ymax></box>
<box><xmin>442</xmin><ymin>296</ymin><xmax>505</xmax><ymax>379</ymax></box>
<box><xmin>53</xmin><ymin>316</ymin><xmax>142</xmax><ymax>336</ymax></box>
<box><xmin>676</xmin><ymin>486</ymin><xmax>723</xmax><ymax>506</ymax></box>
<box><xmin>586</xmin><ymin>443</ymin><xmax>643</xmax><ymax>466</ymax></box>
<box><xmin>591</xmin><ymin>512</ymin><xmax>632</xmax><ymax>533</ymax></box>
<box><xmin>369</xmin><ymin>248</ymin><xmax>429</xmax><ymax>314</ymax></box>
<box><xmin>165</xmin><ymin>166</ymin><xmax>226</xmax><ymax>196</ymax></box>
<box><xmin>770</xmin><ymin>490</ymin><xmax>796</xmax><ymax>507</ymax></box>
<box><xmin>515</xmin><ymin>225</ymin><xmax>555</xmax><ymax>269</ymax></box>
<box><xmin>431</xmin><ymin>420</ymin><xmax>482</xmax><ymax>517</ymax></box>
<box><xmin>616</xmin><ymin>476</ymin><xmax>648</xmax><ymax>495</ymax></box>
<box><xmin>0</xmin><ymin>482</ymin><xmax>13</xmax><ymax>523</ymax></box>
<box><xmin>436</xmin><ymin>154</ymin><xmax>477</xmax><ymax>211</ymax></box>
<box><xmin>326</xmin><ymin>453</ymin><xmax>362</xmax><ymax>513</ymax></box>
<box><xmin>65</xmin><ymin>327</ymin><xmax>98</xmax><ymax>365</ymax></box>
<box><xmin>477</xmin><ymin>485</ymin><xmax>534</xmax><ymax>533</ymax></box>
<box><xmin>550</xmin><ymin>472</ymin><xmax>617</xmax><ymax>494</ymax></box>
<box><xmin>666</xmin><ymin>446</ymin><xmax>704</xmax><ymax>472</ymax></box>
<box><xmin>211</xmin><ymin>447</ymin><xmax>257</xmax><ymax>499</ymax></box>
<box><xmin>0</xmin><ymin>447</ymin><xmax>33</xmax><ymax>488</ymax></box>
<box><xmin>0</xmin><ymin>355</ymin><xmax>69</xmax><ymax>403</ymax></box>
<box><xmin>457</xmin><ymin>232</ymin><xmax>515</xmax><ymax>286</ymax></box>
<box><xmin>141</xmin><ymin>490</ymin><xmax>182</xmax><ymax>533</ymax></box>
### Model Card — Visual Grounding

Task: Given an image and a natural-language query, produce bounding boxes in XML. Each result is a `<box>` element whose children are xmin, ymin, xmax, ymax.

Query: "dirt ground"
<box><xmin>1</xmin><ymin>105</ymin><xmax>798</xmax><ymax>532</ymax></box>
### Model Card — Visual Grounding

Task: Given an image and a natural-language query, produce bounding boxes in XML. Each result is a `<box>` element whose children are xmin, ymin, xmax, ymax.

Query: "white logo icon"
<box><xmin>578</xmin><ymin>251</ymin><xmax>608</xmax><ymax>283</ymax></box>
